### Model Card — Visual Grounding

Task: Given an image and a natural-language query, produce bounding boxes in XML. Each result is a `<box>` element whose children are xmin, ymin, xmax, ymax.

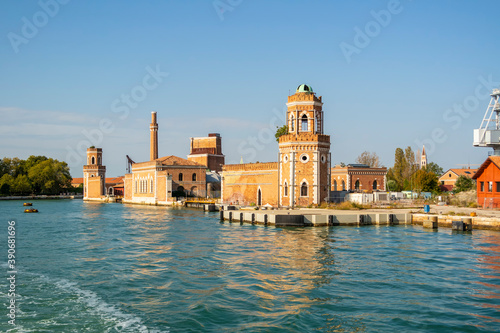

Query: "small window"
<box><xmin>192</xmin><ymin>173</ymin><xmax>197</xmax><ymax>181</ymax></box>
<box><xmin>373</xmin><ymin>180</ymin><xmax>377</xmax><ymax>190</ymax></box>
<box><xmin>284</xmin><ymin>183</ymin><xmax>288</xmax><ymax>196</ymax></box>
<box><xmin>290</xmin><ymin>115</ymin><xmax>295</xmax><ymax>132</ymax></box>
<box><xmin>301</xmin><ymin>114</ymin><xmax>308</xmax><ymax>132</ymax></box>
<box><xmin>91</xmin><ymin>156</ymin><xmax>95</xmax><ymax>165</ymax></box>
<box><xmin>333</xmin><ymin>180</ymin><xmax>337</xmax><ymax>191</ymax></box>
<box><xmin>449</xmin><ymin>174</ymin><xmax>452</xmax><ymax>177</ymax></box>
<box><xmin>151</xmin><ymin>179</ymin><xmax>154</xmax><ymax>193</ymax></box>
<box><xmin>441</xmin><ymin>181</ymin><xmax>444</xmax><ymax>185</ymax></box>
<box><xmin>179</xmin><ymin>173</ymin><xmax>183</xmax><ymax>181</ymax></box>
<box><xmin>489</xmin><ymin>181</ymin><xmax>493</xmax><ymax>192</ymax></box>
<box><xmin>480</xmin><ymin>182</ymin><xmax>484</xmax><ymax>192</ymax></box>
<box><xmin>342</xmin><ymin>180</ymin><xmax>345</xmax><ymax>191</ymax></box>
<box><xmin>496</xmin><ymin>182</ymin><xmax>500</xmax><ymax>192</ymax></box>
<box><xmin>301</xmin><ymin>182</ymin><xmax>308</xmax><ymax>196</ymax></box>
<box><xmin>355</xmin><ymin>180</ymin><xmax>360</xmax><ymax>190</ymax></box>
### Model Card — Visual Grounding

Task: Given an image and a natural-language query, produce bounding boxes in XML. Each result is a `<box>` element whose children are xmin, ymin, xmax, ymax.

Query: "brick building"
<box><xmin>222</xmin><ymin>84</ymin><xmax>331</xmax><ymax>207</ymax></box>
<box><xmin>330</xmin><ymin>164</ymin><xmax>387</xmax><ymax>192</ymax></box>
<box><xmin>85</xmin><ymin>112</ymin><xmax>212</xmax><ymax>204</ymax></box>
<box><xmin>187</xmin><ymin>133</ymin><xmax>225</xmax><ymax>172</ymax></box>
<box><xmin>439</xmin><ymin>168</ymin><xmax>477</xmax><ymax>192</ymax></box>
<box><xmin>122</xmin><ymin>112</ymin><xmax>208</xmax><ymax>205</ymax></box>
<box><xmin>473</xmin><ymin>156</ymin><xmax>500</xmax><ymax>208</ymax></box>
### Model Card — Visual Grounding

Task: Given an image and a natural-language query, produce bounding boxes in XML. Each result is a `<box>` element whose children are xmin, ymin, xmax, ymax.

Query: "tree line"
<box><xmin>0</xmin><ymin>156</ymin><xmax>72</xmax><ymax>196</ymax></box>
<box><xmin>355</xmin><ymin>148</ymin><xmax>475</xmax><ymax>193</ymax></box>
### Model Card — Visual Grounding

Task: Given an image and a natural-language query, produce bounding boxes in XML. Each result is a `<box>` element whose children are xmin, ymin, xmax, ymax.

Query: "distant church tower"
<box><xmin>150</xmin><ymin>111</ymin><xmax>158</xmax><ymax>160</ymax></box>
<box><xmin>420</xmin><ymin>145</ymin><xmax>427</xmax><ymax>169</ymax></box>
<box><xmin>83</xmin><ymin>147</ymin><xmax>106</xmax><ymax>199</ymax></box>
<box><xmin>278</xmin><ymin>84</ymin><xmax>331</xmax><ymax>207</ymax></box>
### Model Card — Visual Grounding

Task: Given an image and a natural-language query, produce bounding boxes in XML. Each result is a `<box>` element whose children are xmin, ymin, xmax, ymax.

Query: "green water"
<box><xmin>0</xmin><ymin>199</ymin><xmax>499</xmax><ymax>332</ymax></box>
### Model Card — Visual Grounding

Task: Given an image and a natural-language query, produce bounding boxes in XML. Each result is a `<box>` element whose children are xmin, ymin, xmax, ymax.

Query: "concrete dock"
<box><xmin>219</xmin><ymin>209</ymin><xmax>412</xmax><ymax>227</ymax></box>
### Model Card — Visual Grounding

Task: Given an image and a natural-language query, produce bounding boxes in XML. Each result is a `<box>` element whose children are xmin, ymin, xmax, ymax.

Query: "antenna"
<box><xmin>473</xmin><ymin>88</ymin><xmax>500</xmax><ymax>155</ymax></box>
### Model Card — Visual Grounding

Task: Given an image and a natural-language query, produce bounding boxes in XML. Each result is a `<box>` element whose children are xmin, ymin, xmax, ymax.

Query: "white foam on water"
<box><xmin>26</xmin><ymin>273</ymin><xmax>170</xmax><ymax>333</ymax></box>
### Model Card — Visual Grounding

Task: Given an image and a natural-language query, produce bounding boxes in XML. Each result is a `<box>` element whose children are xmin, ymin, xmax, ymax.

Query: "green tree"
<box><xmin>387</xmin><ymin>179</ymin><xmax>398</xmax><ymax>191</ymax></box>
<box><xmin>454</xmin><ymin>175</ymin><xmax>475</xmax><ymax>193</ymax></box>
<box><xmin>355</xmin><ymin>151</ymin><xmax>382</xmax><ymax>167</ymax></box>
<box><xmin>11</xmin><ymin>174</ymin><xmax>32</xmax><ymax>195</ymax></box>
<box><xmin>387</xmin><ymin>146</ymin><xmax>420</xmax><ymax>191</ymax></box>
<box><xmin>28</xmin><ymin>159</ymin><xmax>72</xmax><ymax>194</ymax></box>
<box><xmin>413</xmin><ymin>169</ymin><xmax>439</xmax><ymax>193</ymax></box>
<box><xmin>0</xmin><ymin>174</ymin><xmax>14</xmax><ymax>195</ymax></box>
<box><xmin>425</xmin><ymin>162</ymin><xmax>444</xmax><ymax>176</ymax></box>
<box><xmin>275</xmin><ymin>125</ymin><xmax>288</xmax><ymax>142</ymax></box>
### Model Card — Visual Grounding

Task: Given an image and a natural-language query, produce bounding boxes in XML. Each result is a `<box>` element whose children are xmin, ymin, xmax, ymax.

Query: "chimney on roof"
<box><xmin>150</xmin><ymin>111</ymin><xmax>158</xmax><ymax>160</ymax></box>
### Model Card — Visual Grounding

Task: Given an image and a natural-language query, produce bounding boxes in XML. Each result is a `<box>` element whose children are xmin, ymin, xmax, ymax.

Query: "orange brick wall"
<box><xmin>222</xmin><ymin>163</ymin><xmax>279</xmax><ymax>206</ymax></box>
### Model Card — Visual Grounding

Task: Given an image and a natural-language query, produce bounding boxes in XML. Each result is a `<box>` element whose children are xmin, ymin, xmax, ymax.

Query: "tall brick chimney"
<box><xmin>150</xmin><ymin>111</ymin><xmax>158</xmax><ymax>160</ymax></box>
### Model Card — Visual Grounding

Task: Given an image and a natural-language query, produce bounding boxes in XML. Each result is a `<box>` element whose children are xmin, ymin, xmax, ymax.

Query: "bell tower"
<box><xmin>83</xmin><ymin>147</ymin><xmax>106</xmax><ymax>199</ymax></box>
<box><xmin>278</xmin><ymin>84</ymin><xmax>331</xmax><ymax>207</ymax></box>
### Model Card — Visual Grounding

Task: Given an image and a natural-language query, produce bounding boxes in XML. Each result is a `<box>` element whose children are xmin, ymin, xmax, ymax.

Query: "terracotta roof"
<box><xmin>156</xmin><ymin>155</ymin><xmax>204</xmax><ymax>167</ymax></box>
<box><xmin>71</xmin><ymin>178</ymin><xmax>84</xmax><ymax>185</ymax></box>
<box><xmin>441</xmin><ymin>168</ymin><xmax>477</xmax><ymax>178</ymax></box>
<box><xmin>473</xmin><ymin>156</ymin><xmax>500</xmax><ymax>179</ymax></box>
<box><xmin>105</xmin><ymin>176</ymin><xmax>124</xmax><ymax>184</ymax></box>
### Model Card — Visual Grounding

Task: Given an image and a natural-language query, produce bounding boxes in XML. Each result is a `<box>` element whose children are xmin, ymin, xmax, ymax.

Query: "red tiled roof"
<box><xmin>156</xmin><ymin>155</ymin><xmax>203</xmax><ymax>167</ymax></box>
<box><xmin>71</xmin><ymin>178</ymin><xmax>84</xmax><ymax>185</ymax></box>
<box><xmin>105</xmin><ymin>176</ymin><xmax>124</xmax><ymax>185</ymax></box>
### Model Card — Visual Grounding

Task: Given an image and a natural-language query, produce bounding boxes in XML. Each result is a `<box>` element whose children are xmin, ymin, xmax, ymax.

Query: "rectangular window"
<box><xmin>480</xmin><ymin>182</ymin><xmax>484</xmax><ymax>192</ymax></box>
<box><xmin>489</xmin><ymin>181</ymin><xmax>493</xmax><ymax>192</ymax></box>
<box><xmin>497</xmin><ymin>182</ymin><xmax>500</xmax><ymax>192</ymax></box>
<box><xmin>151</xmin><ymin>179</ymin><xmax>154</xmax><ymax>193</ymax></box>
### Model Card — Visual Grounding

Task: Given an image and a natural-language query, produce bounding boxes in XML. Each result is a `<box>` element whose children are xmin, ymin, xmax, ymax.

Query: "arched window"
<box><xmin>301</xmin><ymin>114</ymin><xmax>308</xmax><ymax>132</ymax></box>
<box><xmin>151</xmin><ymin>179</ymin><xmax>154</xmax><ymax>193</ymax></box>
<box><xmin>135</xmin><ymin>181</ymin><xmax>137</xmax><ymax>193</ymax></box>
<box><xmin>179</xmin><ymin>173</ymin><xmax>183</xmax><ymax>181</ymax></box>
<box><xmin>284</xmin><ymin>182</ymin><xmax>288</xmax><ymax>196</ymax></box>
<box><xmin>192</xmin><ymin>173</ymin><xmax>197</xmax><ymax>181</ymax></box>
<box><xmin>191</xmin><ymin>186</ymin><xmax>198</xmax><ymax>196</ymax></box>
<box><xmin>301</xmin><ymin>182</ymin><xmax>308</xmax><ymax>196</ymax></box>
<box><xmin>373</xmin><ymin>180</ymin><xmax>378</xmax><ymax>190</ymax></box>
<box><xmin>257</xmin><ymin>188</ymin><xmax>262</xmax><ymax>206</ymax></box>
<box><xmin>97</xmin><ymin>156</ymin><xmax>101</xmax><ymax>165</ymax></box>
<box><xmin>342</xmin><ymin>180</ymin><xmax>345</xmax><ymax>191</ymax></box>
<box><xmin>355</xmin><ymin>180</ymin><xmax>360</xmax><ymax>190</ymax></box>
<box><xmin>333</xmin><ymin>180</ymin><xmax>337</xmax><ymax>191</ymax></box>
<box><xmin>145</xmin><ymin>180</ymin><xmax>147</xmax><ymax>193</ymax></box>
<box><xmin>290</xmin><ymin>115</ymin><xmax>295</xmax><ymax>132</ymax></box>
<box><xmin>91</xmin><ymin>156</ymin><xmax>95</xmax><ymax>165</ymax></box>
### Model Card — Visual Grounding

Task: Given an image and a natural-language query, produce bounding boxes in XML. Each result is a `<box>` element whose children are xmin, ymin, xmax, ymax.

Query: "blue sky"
<box><xmin>1</xmin><ymin>0</ymin><xmax>500</xmax><ymax>176</ymax></box>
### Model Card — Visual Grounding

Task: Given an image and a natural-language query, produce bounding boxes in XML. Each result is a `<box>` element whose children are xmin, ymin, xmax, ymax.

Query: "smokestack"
<box><xmin>150</xmin><ymin>111</ymin><xmax>158</xmax><ymax>160</ymax></box>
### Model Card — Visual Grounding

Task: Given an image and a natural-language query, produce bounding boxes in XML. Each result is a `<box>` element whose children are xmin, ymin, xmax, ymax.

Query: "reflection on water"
<box><xmin>1</xmin><ymin>200</ymin><xmax>500</xmax><ymax>332</ymax></box>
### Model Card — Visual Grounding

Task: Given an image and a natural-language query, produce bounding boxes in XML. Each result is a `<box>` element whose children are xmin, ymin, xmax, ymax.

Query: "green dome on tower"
<box><xmin>296</xmin><ymin>84</ymin><xmax>313</xmax><ymax>93</ymax></box>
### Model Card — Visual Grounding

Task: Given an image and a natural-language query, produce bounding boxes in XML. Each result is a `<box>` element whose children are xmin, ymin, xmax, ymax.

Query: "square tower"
<box><xmin>83</xmin><ymin>147</ymin><xmax>106</xmax><ymax>199</ymax></box>
<box><xmin>278</xmin><ymin>84</ymin><xmax>331</xmax><ymax>207</ymax></box>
